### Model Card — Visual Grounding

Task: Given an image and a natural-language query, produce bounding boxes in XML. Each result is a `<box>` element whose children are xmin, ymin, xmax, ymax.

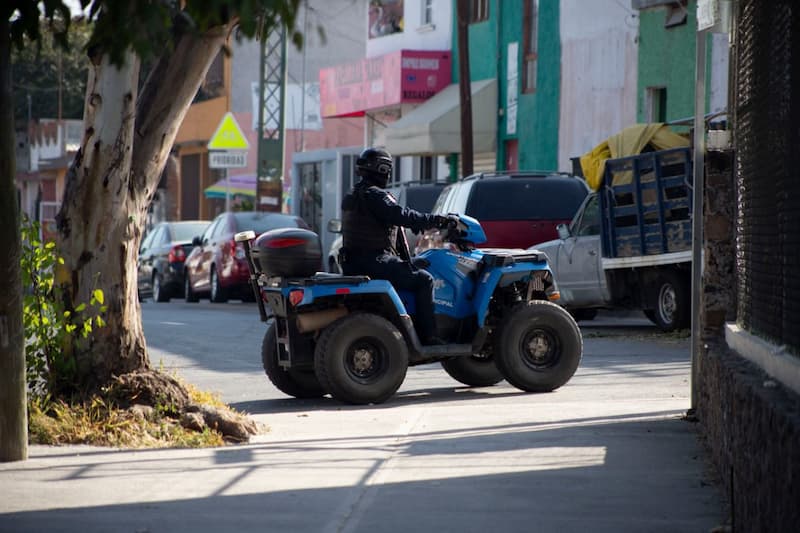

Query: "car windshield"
<box><xmin>170</xmin><ymin>222</ymin><xmax>209</xmax><ymax>242</ymax></box>
<box><xmin>465</xmin><ymin>178</ymin><xmax>588</xmax><ymax>220</ymax></box>
<box><xmin>233</xmin><ymin>212</ymin><xmax>308</xmax><ymax>234</ymax></box>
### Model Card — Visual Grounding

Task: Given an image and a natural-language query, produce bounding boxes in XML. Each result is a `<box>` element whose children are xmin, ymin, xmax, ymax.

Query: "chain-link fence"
<box><xmin>734</xmin><ymin>0</ymin><xmax>800</xmax><ymax>356</ymax></box>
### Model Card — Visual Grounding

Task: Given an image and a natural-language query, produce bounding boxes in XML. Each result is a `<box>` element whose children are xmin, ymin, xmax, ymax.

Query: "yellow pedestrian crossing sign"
<box><xmin>207</xmin><ymin>112</ymin><xmax>250</xmax><ymax>150</ymax></box>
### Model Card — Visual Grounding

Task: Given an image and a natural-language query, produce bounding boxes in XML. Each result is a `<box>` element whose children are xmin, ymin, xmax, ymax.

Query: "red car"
<box><xmin>184</xmin><ymin>211</ymin><xmax>310</xmax><ymax>303</ymax></box>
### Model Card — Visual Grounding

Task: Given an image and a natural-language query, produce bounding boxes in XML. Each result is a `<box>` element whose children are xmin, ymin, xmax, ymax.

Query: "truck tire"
<box><xmin>262</xmin><ymin>320</ymin><xmax>326</xmax><ymax>399</ymax></box>
<box><xmin>651</xmin><ymin>271</ymin><xmax>689</xmax><ymax>332</ymax></box>
<box><xmin>441</xmin><ymin>354</ymin><xmax>503</xmax><ymax>387</ymax></box>
<box><xmin>314</xmin><ymin>313</ymin><xmax>408</xmax><ymax>405</ymax></box>
<box><xmin>494</xmin><ymin>300</ymin><xmax>583</xmax><ymax>392</ymax></box>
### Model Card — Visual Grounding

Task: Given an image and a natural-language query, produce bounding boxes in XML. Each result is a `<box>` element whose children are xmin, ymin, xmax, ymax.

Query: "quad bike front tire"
<box><xmin>262</xmin><ymin>320</ymin><xmax>326</xmax><ymax>399</ymax></box>
<box><xmin>495</xmin><ymin>300</ymin><xmax>583</xmax><ymax>393</ymax></box>
<box><xmin>314</xmin><ymin>313</ymin><xmax>409</xmax><ymax>405</ymax></box>
<box><xmin>441</xmin><ymin>353</ymin><xmax>504</xmax><ymax>387</ymax></box>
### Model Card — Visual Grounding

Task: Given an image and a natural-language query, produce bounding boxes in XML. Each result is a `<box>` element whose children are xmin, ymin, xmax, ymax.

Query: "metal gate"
<box><xmin>734</xmin><ymin>0</ymin><xmax>800</xmax><ymax>355</ymax></box>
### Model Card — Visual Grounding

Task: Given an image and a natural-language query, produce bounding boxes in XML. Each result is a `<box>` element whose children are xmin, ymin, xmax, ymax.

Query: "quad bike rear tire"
<box><xmin>262</xmin><ymin>320</ymin><xmax>326</xmax><ymax>399</ymax></box>
<box><xmin>314</xmin><ymin>313</ymin><xmax>408</xmax><ymax>405</ymax></box>
<box><xmin>441</xmin><ymin>354</ymin><xmax>503</xmax><ymax>387</ymax></box>
<box><xmin>495</xmin><ymin>300</ymin><xmax>583</xmax><ymax>393</ymax></box>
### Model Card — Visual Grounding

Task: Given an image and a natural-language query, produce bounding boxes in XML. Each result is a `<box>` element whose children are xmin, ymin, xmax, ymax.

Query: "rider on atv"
<box><xmin>340</xmin><ymin>147</ymin><xmax>457</xmax><ymax>345</ymax></box>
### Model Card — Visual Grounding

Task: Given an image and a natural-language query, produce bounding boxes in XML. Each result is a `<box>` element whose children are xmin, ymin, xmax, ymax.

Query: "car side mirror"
<box><xmin>557</xmin><ymin>223</ymin><xmax>570</xmax><ymax>240</ymax></box>
<box><xmin>192</xmin><ymin>236</ymin><xmax>202</xmax><ymax>247</ymax></box>
<box><xmin>327</xmin><ymin>218</ymin><xmax>342</xmax><ymax>234</ymax></box>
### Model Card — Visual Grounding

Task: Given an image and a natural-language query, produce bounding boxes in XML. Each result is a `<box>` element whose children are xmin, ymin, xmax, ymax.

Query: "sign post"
<box><xmin>208</xmin><ymin>112</ymin><xmax>250</xmax><ymax>212</ymax></box>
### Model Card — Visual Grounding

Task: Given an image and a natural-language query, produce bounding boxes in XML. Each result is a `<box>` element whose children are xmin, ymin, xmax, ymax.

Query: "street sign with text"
<box><xmin>209</xmin><ymin>151</ymin><xmax>247</xmax><ymax>169</ymax></box>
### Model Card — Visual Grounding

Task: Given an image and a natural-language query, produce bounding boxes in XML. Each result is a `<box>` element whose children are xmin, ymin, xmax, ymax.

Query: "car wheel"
<box><xmin>651</xmin><ymin>271</ymin><xmax>689</xmax><ymax>332</ymax></box>
<box><xmin>184</xmin><ymin>272</ymin><xmax>199</xmax><ymax>303</ymax></box>
<box><xmin>314</xmin><ymin>313</ymin><xmax>408</xmax><ymax>405</ymax></box>
<box><xmin>153</xmin><ymin>272</ymin><xmax>170</xmax><ymax>303</ymax></box>
<box><xmin>441</xmin><ymin>352</ymin><xmax>504</xmax><ymax>387</ymax></box>
<box><xmin>210</xmin><ymin>268</ymin><xmax>228</xmax><ymax>303</ymax></box>
<box><xmin>494</xmin><ymin>300</ymin><xmax>583</xmax><ymax>393</ymax></box>
<box><xmin>262</xmin><ymin>320</ymin><xmax>326</xmax><ymax>398</ymax></box>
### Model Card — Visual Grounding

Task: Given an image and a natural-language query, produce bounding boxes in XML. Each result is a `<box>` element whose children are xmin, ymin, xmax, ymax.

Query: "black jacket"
<box><xmin>342</xmin><ymin>181</ymin><xmax>438</xmax><ymax>255</ymax></box>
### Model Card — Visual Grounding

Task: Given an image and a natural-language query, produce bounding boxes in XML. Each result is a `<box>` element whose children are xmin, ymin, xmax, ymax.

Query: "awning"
<box><xmin>204</xmin><ymin>174</ymin><xmax>256</xmax><ymax>199</ymax></box>
<box><xmin>384</xmin><ymin>79</ymin><xmax>497</xmax><ymax>156</ymax></box>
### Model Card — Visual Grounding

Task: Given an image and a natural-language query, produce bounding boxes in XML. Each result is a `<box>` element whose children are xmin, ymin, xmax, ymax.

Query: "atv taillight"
<box><xmin>266</xmin><ymin>237</ymin><xmax>306</xmax><ymax>248</ymax></box>
<box><xmin>168</xmin><ymin>245</ymin><xmax>185</xmax><ymax>262</ymax></box>
<box><xmin>289</xmin><ymin>289</ymin><xmax>304</xmax><ymax>306</ymax></box>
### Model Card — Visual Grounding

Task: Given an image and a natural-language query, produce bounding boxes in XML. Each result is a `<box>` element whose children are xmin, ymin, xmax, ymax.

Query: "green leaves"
<box><xmin>20</xmin><ymin>216</ymin><xmax>108</xmax><ymax>398</ymax></box>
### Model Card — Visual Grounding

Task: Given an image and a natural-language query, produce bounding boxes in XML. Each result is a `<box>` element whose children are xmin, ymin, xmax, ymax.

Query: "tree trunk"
<box><xmin>0</xmin><ymin>18</ymin><xmax>28</xmax><ymax>461</ymax></box>
<box><xmin>56</xmin><ymin>27</ymin><xmax>230</xmax><ymax>391</ymax></box>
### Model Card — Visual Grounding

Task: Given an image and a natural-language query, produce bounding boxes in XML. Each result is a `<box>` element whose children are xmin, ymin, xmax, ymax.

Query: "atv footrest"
<box><xmin>419</xmin><ymin>344</ymin><xmax>474</xmax><ymax>357</ymax></box>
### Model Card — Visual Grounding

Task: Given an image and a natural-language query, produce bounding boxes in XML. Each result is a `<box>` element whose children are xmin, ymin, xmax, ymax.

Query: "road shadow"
<box><xmin>1</xmin><ymin>415</ymin><xmax>723</xmax><ymax>533</ymax></box>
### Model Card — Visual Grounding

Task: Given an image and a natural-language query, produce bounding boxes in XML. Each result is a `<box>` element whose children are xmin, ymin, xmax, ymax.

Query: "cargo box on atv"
<box><xmin>252</xmin><ymin>228</ymin><xmax>322</xmax><ymax>277</ymax></box>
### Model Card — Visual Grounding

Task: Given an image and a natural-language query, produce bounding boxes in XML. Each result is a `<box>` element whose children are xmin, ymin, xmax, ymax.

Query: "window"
<box><xmin>420</xmin><ymin>156</ymin><xmax>437</xmax><ymax>183</ymax></box>
<box><xmin>422</xmin><ymin>0</ymin><xmax>434</xmax><ymax>26</ymax></box>
<box><xmin>665</xmin><ymin>1</ymin><xmax>688</xmax><ymax>28</ymax></box>
<box><xmin>466</xmin><ymin>179</ymin><xmax>588</xmax><ymax>221</ymax></box>
<box><xmin>646</xmin><ymin>87</ymin><xmax>667</xmax><ymax>122</ymax></box>
<box><xmin>470</xmin><ymin>0</ymin><xmax>489</xmax><ymax>23</ymax></box>
<box><xmin>522</xmin><ymin>0</ymin><xmax>539</xmax><ymax>93</ymax></box>
<box><xmin>575</xmin><ymin>195</ymin><xmax>600</xmax><ymax>236</ymax></box>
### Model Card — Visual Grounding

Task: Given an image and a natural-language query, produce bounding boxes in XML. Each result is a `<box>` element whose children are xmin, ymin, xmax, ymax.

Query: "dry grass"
<box><xmin>28</xmin><ymin>383</ymin><xmax>234</xmax><ymax>449</ymax></box>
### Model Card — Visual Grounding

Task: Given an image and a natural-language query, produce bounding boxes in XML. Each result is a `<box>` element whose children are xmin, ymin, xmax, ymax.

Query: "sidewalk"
<box><xmin>0</xmin><ymin>325</ymin><xmax>724</xmax><ymax>533</ymax></box>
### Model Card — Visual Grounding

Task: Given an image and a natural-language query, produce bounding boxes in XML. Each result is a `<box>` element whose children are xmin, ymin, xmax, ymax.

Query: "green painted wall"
<box><xmin>636</xmin><ymin>1</ymin><xmax>698</xmax><ymax>124</ymax></box>
<box><xmin>451</xmin><ymin>0</ymin><xmax>561</xmax><ymax>172</ymax></box>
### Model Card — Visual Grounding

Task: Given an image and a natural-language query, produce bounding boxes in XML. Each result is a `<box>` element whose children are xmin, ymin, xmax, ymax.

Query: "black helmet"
<box><xmin>356</xmin><ymin>147</ymin><xmax>393</xmax><ymax>187</ymax></box>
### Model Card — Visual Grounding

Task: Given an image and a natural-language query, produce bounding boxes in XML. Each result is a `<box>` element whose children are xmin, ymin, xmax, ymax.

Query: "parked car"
<box><xmin>327</xmin><ymin>181</ymin><xmax>447</xmax><ymax>273</ymax></box>
<box><xmin>137</xmin><ymin>220</ymin><xmax>210</xmax><ymax>302</ymax></box>
<box><xmin>184</xmin><ymin>211</ymin><xmax>310</xmax><ymax>303</ymax></box>
<box><xmin>416</xmin><ymin>172</ymin><xmax>590</xmax><ymax>251</ymax></box>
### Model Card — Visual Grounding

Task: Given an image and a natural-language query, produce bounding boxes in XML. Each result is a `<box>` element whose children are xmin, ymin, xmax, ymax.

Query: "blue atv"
<box><xmin>235</xmin><ymin>215</ymin><xmax>583</xmax><ymax>405</ymax></box>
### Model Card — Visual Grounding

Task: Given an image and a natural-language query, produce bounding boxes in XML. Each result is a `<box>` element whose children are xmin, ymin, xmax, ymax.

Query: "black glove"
<box><xmin>434</xmin><ymin>214</ymin><xmax>459</xmax><ymax>229</ymax></box>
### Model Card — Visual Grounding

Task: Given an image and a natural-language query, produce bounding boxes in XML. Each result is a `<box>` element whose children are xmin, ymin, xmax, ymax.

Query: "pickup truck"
<box><xmin>533</xmin><ymin>147</ymin><xmax>693</xmax><ymax>331</ymax></box>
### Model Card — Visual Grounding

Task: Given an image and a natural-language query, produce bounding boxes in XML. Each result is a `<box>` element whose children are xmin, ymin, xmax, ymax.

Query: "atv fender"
<box><xmin>472</xmin><ymin>262</ymin><xmax>550</xmax><ymax>326</ymax></box>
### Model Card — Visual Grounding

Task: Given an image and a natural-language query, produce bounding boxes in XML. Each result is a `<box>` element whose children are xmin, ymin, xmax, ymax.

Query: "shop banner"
<box><xmin>320</xmin><ymin>50</ymin><xmax>451</xmax><ymax>118</ymax></box>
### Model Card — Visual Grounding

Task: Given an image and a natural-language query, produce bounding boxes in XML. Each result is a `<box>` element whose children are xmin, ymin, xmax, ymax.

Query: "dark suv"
<box><xmin>417</xmin><ymin>172</ymin><xmax>589</xmax><ymax>251</ymax></box>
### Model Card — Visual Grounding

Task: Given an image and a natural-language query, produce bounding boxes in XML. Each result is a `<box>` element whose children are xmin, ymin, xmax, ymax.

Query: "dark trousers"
<box><xmin>343</xmin><ymin>253</ymin><xmax>437</xmax><ymax>343</ymax></box>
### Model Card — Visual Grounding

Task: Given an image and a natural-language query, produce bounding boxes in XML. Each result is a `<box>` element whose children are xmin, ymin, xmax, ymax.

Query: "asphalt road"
<box><xmin>140</xmin><ymin>299</ymin><xmax>672</xmax><ymax>409</ymax></box>
<box><xmin>0</xmin><ymin>302</ymin><xmax>723</xmax><ymax>532</ymax></box>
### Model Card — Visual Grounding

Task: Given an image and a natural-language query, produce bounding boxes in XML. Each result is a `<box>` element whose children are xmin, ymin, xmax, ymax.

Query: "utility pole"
<box><xmin>456</xmin><ymin>0</ymin><xmax>474</xmax><ymax>177</ymax></box>
<box><xmin>256</xmin><ymin>22</ymin><xmax>288</xmax><ymax>213</ymax></box>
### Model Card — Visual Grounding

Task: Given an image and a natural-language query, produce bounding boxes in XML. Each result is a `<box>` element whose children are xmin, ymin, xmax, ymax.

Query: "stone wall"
<box><xmin>697</xmin><ymin>343</ymin><xmax>800</xmax><ymax>532</ymax></box>
<box><xmin>697</xmin><ymin>150</ymin><xmax>800</xmax><ymax>532</ymax></box>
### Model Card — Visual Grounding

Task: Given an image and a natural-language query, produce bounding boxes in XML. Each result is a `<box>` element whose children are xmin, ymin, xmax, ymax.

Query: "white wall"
<box><xmin>366</xmin><ymin>0</ymin><xmax>452</xmax><ymax>58</ymax></box>
<box><xmin>558</xmin><ymin>0</ymin><xmax>639</xmax><ymax>171</ymax></box>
